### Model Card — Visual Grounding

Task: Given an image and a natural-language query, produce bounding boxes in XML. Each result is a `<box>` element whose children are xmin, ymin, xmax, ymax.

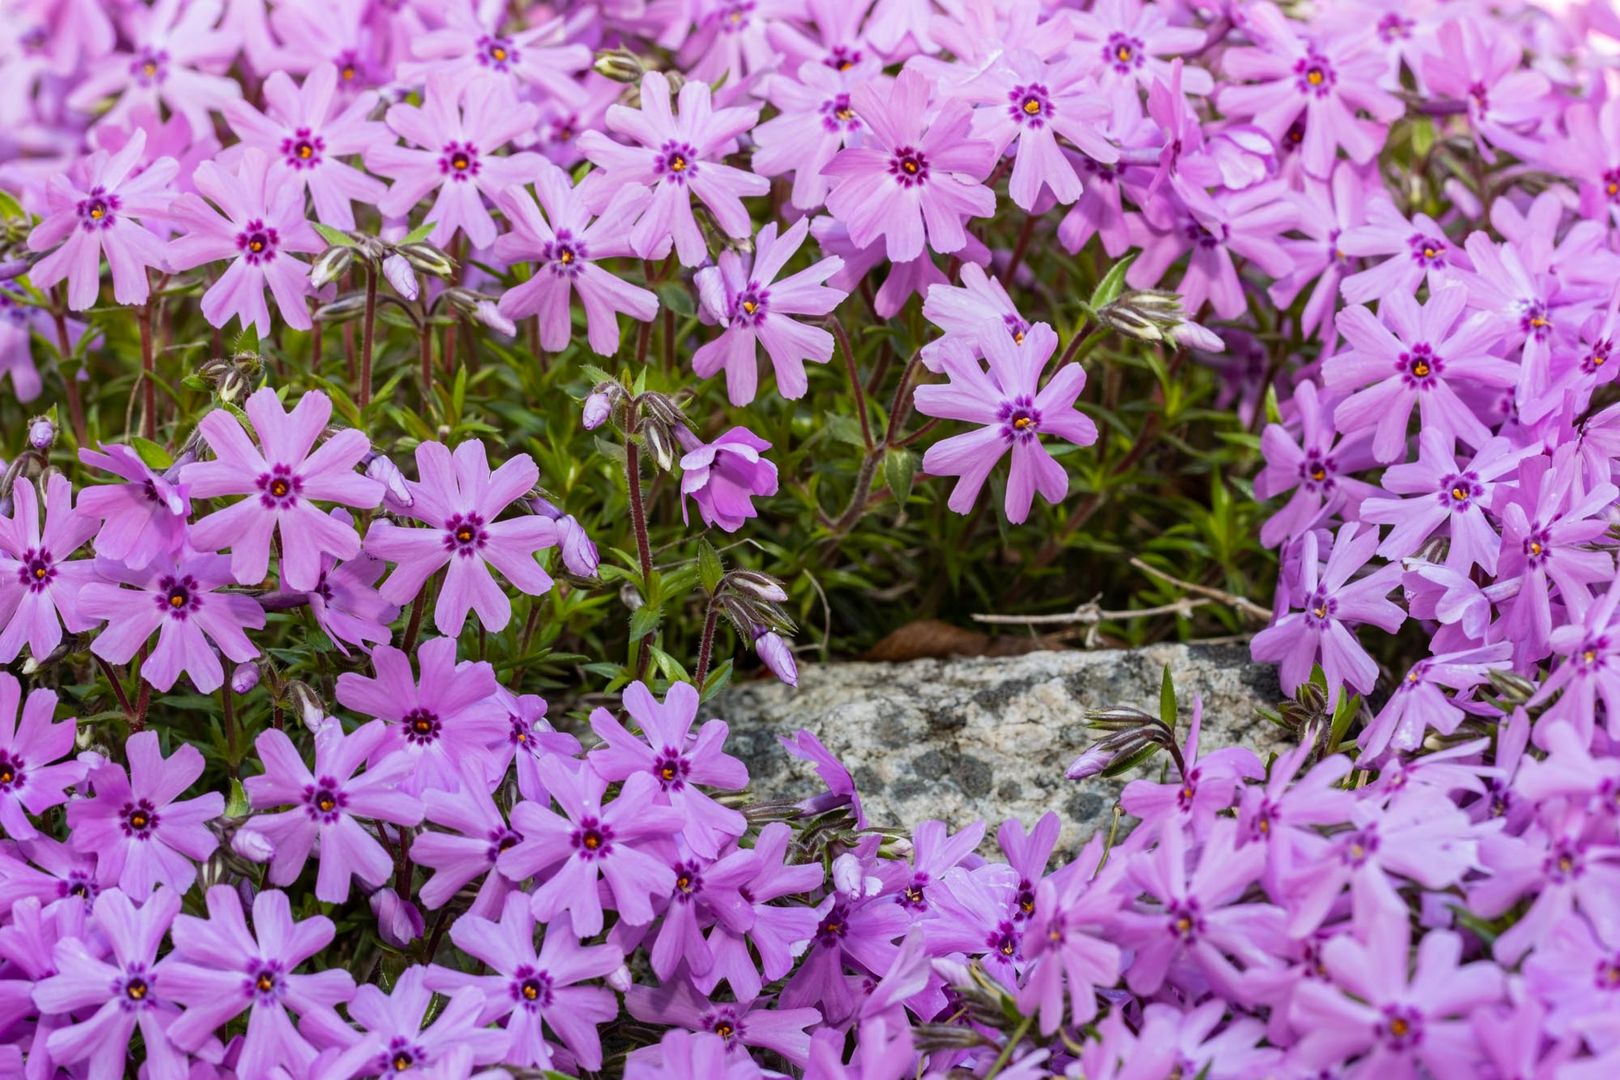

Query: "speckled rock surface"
<box><xmin>716</xmin><ymin>644</ymin><xmax>1285</xmax><ymax>853</ymax></box>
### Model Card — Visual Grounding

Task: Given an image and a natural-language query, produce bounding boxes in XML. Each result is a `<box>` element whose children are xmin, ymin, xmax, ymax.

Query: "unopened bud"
<box><xmin>382</xmin><ymin>253</ymin><xmax>418</xmax><ymax>301</ymax></box>
<box><xmin>313</xmin><ymin>293</ymin><xmax>370</xmax><ymax>324</ymax></box>
<box><xmin>754</xmin><ymin>628</ymin><xmax>798</xmax><ymax>687</ymax></box>
<box><xmin>225</xmin><ymin>663</ymin><xmax>258</xmax><ymax>696</ymax></box>
<box><xmin>582</xmin><ymin>391</ymin><xmax>612</xmax><ymax>430</ymax></box>
<box><xmin>557</xmin><ymin>514</ymin><xmax>599</xmax><ymax>577</ymax></box>
<box><xmin>286</xmin><ymin>682</ymin><xmax>327</xmax><ymax>732</ymax></box>
<box><xmin>364</xmin><ymin>453</ymin><xmax>414</xmax><ymax>511</ymax></box>
<box><xmin>232</xmin><ymin>826</ymin><xmax>275</xmax><ymax>863</ymax></box>
<box><xmin>606</xmin><ymin>964</ymin><xmax>633</xmax><ymax>993</ymax></box>
<box><xmin>594</xmin><ymin>47</ymin><xmax>645</xmax><ymax>83</ymax></box>
<box><xmin>27</xmin><ymin>417</ymin><xmax>54</xmax><ymax>450</ymax></box>
<box><xmin>728</xmin><ymin>571</ymin><xmax>788</xmax><ymax>604</ymax></box>
<box><xmin>370</xmin><ymin>888</ymin><xmax>424</xmax><ymax>947</ymax></box>
<box><xmin>641</xmin><ymin>420</ymin><xmax>677</xmax><ymax>471</ymax></box>
<box><xmin>396</xmin><ymin>242</ymin><xmax>457</xmax><ymax>279</ymax></box>
<box><xmin>473</xmin><ymin>299</ymin><xmax>515</xmax><ymax>336</ymax></box>
<box><xmin>310</xmin><ymin>244</ymin><xmax>355</xmax><ymax>290</ymax></box>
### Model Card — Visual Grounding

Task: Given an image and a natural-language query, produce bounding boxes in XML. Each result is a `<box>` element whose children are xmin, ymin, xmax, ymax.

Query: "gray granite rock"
<box><xmin>716</xmin><ymin>644</ymin><xmax>1285</xmax><ymax>854</ymax></box>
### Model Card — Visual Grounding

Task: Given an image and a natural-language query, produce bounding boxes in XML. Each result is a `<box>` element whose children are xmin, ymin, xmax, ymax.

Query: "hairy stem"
<box><xmin>359</xmin><ymin>265</ymin><xmax>379</xmax><ymax>410</ymax></box>
<box><xmin>693</xmin><ymin>596</ymin><xmax>721</xmax><ymax>689</ymax></box>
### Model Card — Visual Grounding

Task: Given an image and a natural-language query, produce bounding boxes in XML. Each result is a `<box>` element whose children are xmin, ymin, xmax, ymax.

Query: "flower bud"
<box><xmin>641</xmin><ymin>420</ymin><xmax>677</xmax><ymax>471</ymax></box>
<box><xmin>1063</xmin><ymin>743</ymin><xmax>1116</xmax><ymax>781</ymax></box>
<box><xmin>286</xmin><ymin>682</ymin><xmax>327</xmax><ymax>732</ymax></box>
<box><xmin>370</xmin><ymin>888</ymin><xmax>425</xmax><ymax>947</ymax></box>
<box><xmin>232</xmin><ymin>826</ymin><xmax>275</xmax><ymax>863</ymax></box>
<box><xmin>27</xmin><ymin>417</ymin><xmax>54</xmax><ymax>451</ymax></box>
<box><xmin>230</xmin><ymin>662</ymin><xmax>261</xmax><ymax>695</ymax></box>
<box><xmin>557</xmin><ymin>514</ymin><xmax>600</xmax><ymax>577</ymax></box>
<box><xmin>473</xmin><ymin>299</ymin><xmax>515</xmax><ymax>336</ymax></box>
<box><xmin>582</xmin><ymin>390</ymin><xmax>612</xmax><ymax>430</ymax></box>
<box><xmin>364</xmin><ymin>452</ymin><xmax>415</xmax><ymax>511</ymax></box>
<box><xmin>606</xmin><ymin>964</ymin><xmax>633</xmax><ymax>993</ymax></box>
<box><xmin>396</xmin><ymin>242</ymin><xmax>457</xmax><ymax>279</ymax></box>
<box><xmin>313</xmin><ymin>293</ymin><xmax>370</xmax><ymax>324</ymax></box>
<box><xmin>728</xmin><ymin>571</ymin><xmax>789</xmax><ymax>604</ymax></box>
<box><xmin>754</xmin><ymin>628</ymin><xmax>798</xmax><ymax>687</ymax></box>
<box><xmin>309</xmin><ymin>244</ymin><xmax>355</xmax><ymax>289</ymax></box>
<box><xmin>382</xmin><ymin>252</ymin><xmax>419</xmax><ymax>301</ymax></box>
<box><xmin>832</xmin><ymin>853</ymin><xmax>871</xmax><ymax>899</ymax></box>
<box><xmin>594</xmin><ymin>47</ymin><xmax>645</xmax><ymax>83</ymax></box>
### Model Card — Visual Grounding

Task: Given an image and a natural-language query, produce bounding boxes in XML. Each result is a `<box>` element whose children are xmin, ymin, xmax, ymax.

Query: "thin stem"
<box><xmin>693</xmin><ymin>596</ymin><xmax>721</xmax><ymax>689</ymax></box>
<box><xmin>1057</xmin><ymin>320</ymin><xmax>1099</xmax><ymax>369</ymax></box>
<box><xmin>1005</xmin><ymin>213</ymin><xmax>1039</xmax><ymax>281</ymax></box>
<box><xmin>625</xmin><ymin>435</ymin><xmax>656</xmax><ymax>680</ymax></box>
<box><xmin>49</xmin><ymin>294</ymin><xmax>87</xmax><ymax>446</ymax></box>
<box><xmin>662</xmin><ymin>307</ymin><xmax>676</xmax><ymax>372</ymax></box>
<box><xmin>94</xmin><ymin>656</ymin><xmax>134</xmax><ymax>720</ymax></box>
<box><xmin>138</xmin><ymin>299</ymin><xmax>157</xmax><ymax>440</ymax></box>
<box><xmin>359</xmin><ymin>265</ymin><xmax>379</xmax><ymax>410</ymax></box>
<box><xmin>832</xmin><ymin>317</ymin><xmax>873</xmax><ymax>451</ymax></box>
<box><xmin>221</xmin><ymin>685</ymin><xmax>238</xmax><ymax>780</ymax></box>
<box><xmin>984</xmin><ymin>1015</ymin><xmax>1033</xmax><ymax>1080</ymax></box>
<box><xmin>401</xmin><ymin>589</ymin><xmax>428</xmax><ymax>654</ymax></box>
<box><xmin>419</xmin><ymin>315</ymin><xmax>435</xmax><ymax>411</ymax></box>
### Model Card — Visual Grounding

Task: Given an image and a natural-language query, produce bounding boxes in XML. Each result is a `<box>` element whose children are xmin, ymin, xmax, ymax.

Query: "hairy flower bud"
<box><xmin>641</xmin><ymin>419</ymin><xmax>677</xmax><ymax>471</ymax></box>
<box><xmin>473</xmin><ymin>299</ymin><xmax>515</xmax><ymax>336</ymax></box>
<box><xmin>396</xmin><ymin>242</ymin><xmax>457</xmax><ymax>279</ymax></box>
<box><xmin>594</xmin><ymin>47</ymin><xmax>645</xmax><ymax>83</ymax></box>
<box><xmin>287</xmin><ymin>682</ymin><xmax>327</xmax><ymax>732</ymax></box>
<box><xmin>309</xmin><ymin>244</ymin><xmax>355</xmax><ymax>289</ymax></box>
<box><xmin>382</xmin><ymin>252</ymin><xmax>419</xmax><ymax>301</ymax></box>
<box><xmin>230</xmin><ymin>662</ymin><xmax>261</xmax><ymax>695</ymax></box>
<box><xmin>369</xmin><ymin>888</ymin><xmax>424</xmax><ymax>947</ymax></box>
<box><xmin>582</xmin><ymin>390</ymin><xmax>613</xmax><ymax>430</ymax></box>
<box><xmin>557</xmin><ymin>514</ymin><xmax>600</xmax><ymax>577</ymax></box>
<box><xmin>27</xmin><ymin>417</ymin><xmax>54</xmax><ymax>451</ymax></box>
<box><xmin>232</xmin><ymin>826</ymin><xmax>275</xmax><ymax>863</ymax></box>
<box><xmin>364</xmin><ymin>453</ymin><xmax>414</xmax><ymax>511</ymax></box>
<box><xmin>727</xmin><ymin>570</ymin><xmax>789</xmax><ymax>604</ymax></box>
<box><xmin>754</xmin><ymin>627</ymin><xmax>798</xmax><ymax>687</ymax></box>
<box><xmin>313</xmin><ymin>293</ymin><xmax>370</xmax><ymax>324</ymax></box>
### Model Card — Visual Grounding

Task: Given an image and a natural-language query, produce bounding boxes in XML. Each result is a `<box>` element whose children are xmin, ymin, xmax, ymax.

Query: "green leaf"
<box><xmin>225</xmin><ymin>779</ymin><xmax>250</xmax><ymax>818</ymax></box>
<box><xmin>130</xmin><ymin>436</ymin><xmax>173</xmax><ymax>470</ymax></box>
<box><xmin>657</xmin><ymin>282</ymin><xmax>696</xmax><ymax>318</ymax></box>
<box><xmin>1088</xmin><ymin>250</ymin><xmax>1140</xmax><ymax>311</ymax></box>
<box><xmin>698</xmin><ymin>540</ymin><xmax>725</xmax><ymax>593</ymax></box>
<box><xmin>884</xmin><ymin>448</ymin><xmax>915</xmax><ymax>505</ymax></box>
<box><xmin>0</xmin><ymin>189</ymin><xmax>26</xmax><ymax>222</ymax></box>
<box><xmin>1159</xmin><ymin>663</ymin><xmax>1176</xmax><ymax>732</ymax></box>
<box><xmin>825</xmin><ymin>413</ymin><xmax>867</xmax><ymax>448</ymax></box>
<box><xmin>1102</xmin><ymin>741</ymin><xmax>1162</xmax><ymax>778</ymax></box>
<box><xmin>401</xmin><ymin>221</ymin><xmax>438</xmax><ymax>245</ymax></box>
<box><xmin>313</xmin><ymin>222</ymin><xmax>356</xmax><ymax>248</ymax></box>
<box><xmin>701</xmin><ymin>658</ymin><xmax>734</xmax><ymax>700</ymax></box>
<box><xmin>628</xmin><ymin>603</ymin><xmax>662</xmax><ymax>640</ymax></box>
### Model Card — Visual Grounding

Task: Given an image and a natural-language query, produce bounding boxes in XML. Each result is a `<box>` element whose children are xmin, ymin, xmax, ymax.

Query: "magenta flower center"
<box><xmin>443</xmin><ymin>512</ymin><xmax>489</xmax><ymax>557</ymax></box>
<box><xmin>543</xmin><ymin>230</ymin><xmax>589</xmax><ymax>277</ymax></box>
<box><xmin>1303</xmin><ymin>587</ymin><xmax>1337</xmax><ymax>628</ymax></box>
<box><xmin>655</xmin><ymin>140</ymin><xmax>700</xmax><ymax>184</ymax></box>
<box><xmin>1519</xmin><ymin>300</ymin><xmax>1552</xmax><ymax>341</ymax></box>
<box><xmin>380</xmin><ymin>1040</ymin><xmax>426</xmax><ymax>1074</ymax></box>
<box><xmin>1581</xmin><ymin>338</ymin><xmax>1613</xmax><ymax>375</ymax></box>
<box><xmin>281</xmin><ymin>127</ymin><xmax>326</xmax><ymax>170</ymax></box>
<box><xmin>1342</xmin><ymin>826</ymin><xmax>1379</xmax><ymax>865</ymax></box>
<box><xmin>814</xmin><ymin>901</ymin><xmax>850</xmax><ymax>946</ymax></box>
<box><xmin>1298</xmin><ymin>448</ymin><xmax>1337</xmax><ymax>493</ymax></box>
<box><xmin>256</xmin><ymin>464</ymin><xmax>304</xmax><ymax>509</ymax></box>
<box><xmin>336</xmin><ymin>51</ymin><xmax>364</xmax><ymax>84</ymax></box>
<box><xmin>1396</xmin><ymin>343</ymin><xmax>1443</xmax><ymax>388</ymax></box>
<box><xmin>1104</xmin><ymin>32</ymin><xmax>1144</xmax><ymax>72</ymax></box>
<box><xmin>486</xmin><ymin>825</ymin><xmax>522</xmax><ymax>862</ymax></box>
<box><xmin>1523</xmin><ymin>527</ymin><xmax>1551</xmax><ymax>566</ymax></box>
<box><xmin>304</xmin><ymin>779</ymin><xmax>347</xmax><ymax>823</ymax></box>
<box><xmin>1592</xmin><ymin>955</ymin><xmax>1620</xmax><ymax>991</ymax></box>
<box><xmin>401</xmin><ymin>708</ymin><xmax>442</xmax><ymax>746</ymax></box>
<box><xmin>1167</xmin><ymin>898</ymin><xmax>1204</xmax><ymax>941</ymax></box>
<box><xmin>155</xmin><ymin>574</ymin><xmax>202</xmax><ymax>620</ymax></box>
<box><xmin>1185</xmin><ymin>221</ymin><xmax>1228</xmax><ymax>250</ymax></box>
<box><xmin>1604</xmin><ymin>169</ymin><xmax>1620</xmax><ymax>201</ymax></box>
<box><xmin>672</xmin><ymin>859</ymin><xmax>705</xmax><ymax>903</ymax></box>
<box><xmin>121</xmin><ymin>799</ymin><xmax>160</xmax><ymax>839</ymax></box>
<box><xmin>653</xmin><ymin>748</ymin><xmax>691</xmax><ymax>790</ymax></box>
<box><xmin>16</xmin><ymin>547</ymin><xmax>53</xmax><ymax>592</ymax></box>
<box><xmin>247</xmin><ymin>963</ymin><xmax>284</xmax><ymax>1003</ymax></box>
<box><xmin>899</xmin><ymin>872</ymin><xmax>930</xmax><ymax>912</ymax></box>
<box><xmin>512</xmin><ymin>966</ymin><xmax>553</xmax><ymax>1010</ymax></box>
<box><xmin>439</xmin><ymin>141</ymin><xmax>481</xmax><ymax>181</ymax></box>
<box><xmin>825</xmin><ymin>44</ymin><xmax>862</xmax><ymax>71</ymax></box>
<box><xmin>820</xmin><ymin>93</ymin><xmax>861</xmax><ymax>134</ymax></box>
<box><xmin>1377</xmin><ymin>1005</ymin><xmax>1424</xmax><ymax>1050</ymax></box>
<box><xmin>130</xmin><ymin>47</ymin><xmax>169</xmax><ymax>86</ymax></box>
<box><xmin>571</xmin><ymin>816</ymin><xmax>614</xmax><ymax>860</ymax></box>
<box><xmin>1007</xmin><ymin>83</ymin><xmax>1054</xmax><ymax>128</ymax></box>
<box><xmin>1437</xmin><ymin>472</ymin><xmax>1482</xmax><ymax>510</ymax></box>
<box><xmin>732</xmin><ymin>284</ymin><xmax>770</xmax><ymax>326</ymax></box>
<box><xmin>118</xmin><ymin>967</ymin><xmax>155</xmax><ymax>1011</ymax></box>
<box><xmin>889</xmin><ymin>146</ymin><xmax>929</xmax><ymax>188</ymax></box>
<box><xmin>77</xmin><ymin>188</ymin><xmax>120</xmax><ymax>232</ymax></box>
<box><xmin>705</xmin><ymin>1008</ymin><xmax>745</xmax><ymax>1046</ymax></box>
<box><xmin>1294</xmin><ymin>52</ymin><xmax>1337</xmax><ymax>97</ymax></box>
<box><xmin>0</xmin><ymin>750</ymin><xmax>25</xmax><ymax>793</ymax></box>
<box><xmin>1407</xmin><ymin>232</ymin><xmax>1448</xmax><ymax>269</ymax></box>
<box><xmin>998</xmin><ymin>396</ymin><xmax>1042</xmax><ymax>443</ymax></box>
<box><xmin>1013</xmin><ymin>878</ymin><xmax>1036</xmax><ymax>920</ymax></box>
<box><xmin>238</xmin><ymin>222</ymin><xmax>279</xmax><ymax>264</ymax></box>
<box><xmin>718</xmin><ymin>1</ymin><xmax>755</xmax><ymax>31</ymax></box>
<box><xmin>1377</xmin><ymin>12</ymin><xmax>1414</xmax><ymax>42</ymax></box>
<box><xmin>1003</xmin><ymin>313</ymin><xmax>1030</xmax><ymax>343</ymax></box>
<box><xmin>1545</xmin><ymin>839</ymin><xmax>1584</xmax><ymax>882</ymax></box>
<box><xmin>478</xmin><ymin>34</ymin><xmax>519</xmax><ymax>71</ymax></box>
<box><xmin>986</xmin><ymin>919</ymin><xmax>1021</xmax><ymax>960</ymax></box>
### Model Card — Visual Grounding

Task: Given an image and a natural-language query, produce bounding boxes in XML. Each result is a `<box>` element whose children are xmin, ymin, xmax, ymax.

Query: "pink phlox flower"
<box><xmin>499</xmin><ymin>757</ymin><xmax>685</xmax><ymax>936</ymax></box>
<box><xmin>80</xmin><ymin>549</ymin><xmax>265</xmax><ymax>694</ymax></box>
<box><xmin>587</xmin><ymin>680</ymin><xmax>748</xmax><ymax>858</ymax></box>
<box><xmin>1562</xmin><ymin>96</ymin><xmax>1620</xmax><ymax>228</ymax></box>
<box><xmin>364</xmin><ymin>73</ymin><xmax>544</xmax><ymax>249</ymax></box>
<box><xmin>238</xmin><ymin>718</ymin><xmax>425</xmax><ymax>903</ymax></box>
<box><xmin>165</xmin><ymin>147</ymin><xmax>321</xmax><ymax>335</ymax></box>
<box><xmin>626</xmin><ymin>977</ymin><xmax>821</xmax><ymax>1070</ymax></box>
<box><xmin>1121</xmin><ymin>695</ymin><xmax>1266</xmax><ymax>836</ymax></box>
<box><xmin>493</xmin><ymin>162</ymin><xmax>658</xmax><ymax>357</ymax></box>
<box><xmin>915</xmin><ymin>321</ymin><xmax>1098</xmax><ymax>524</ymax></box>
<box><xmin>1421</xmin><ymin>18</ymin><xmax>1554</xmax><ymax>160</ymax></box>
<box><xmin>1068</xmin><ymin>0</ymin><xmax>1215</xmax><ymax>107</ymax></box>
<box><xmin>90</xmin><ymin>103</ymin><xmax>222</xmax><ymax>207</ymax></box>
<box><xmin>1254</xmin><ymin>378</ymin><xmax>1379</xmax><ymax>548</ymax></box>
<box><xmin>676</xmin><ymin>0</ymin><xmax>802</xmax><ymax>85</ymax></box>
<box><xmin>413</xmin><ymin>760</ymin><xmax>524</xmax><ymax>918</ymax></box>
<box><xmin>398</xmin><ymin>6</ymin><xmax>590</xmax><ymax>105</ymax></box>
<box><xmin>534</xmin><ymin>73</ymin><xmax>623</xmax><ymax>168</ymax></box>
<box><xmin>333</xmin><ymin>637</ymin><xmax>507</xmax><ymax>795</ymax></box>
<box><xmin>363</xmin><ymin>439</ymin><xmax>559</xmax><ymax>636</ymax></box>
<box><xmin>75</xmin><ymin>443</ymin><xmax>189</xmax><ymax>570</ymax></box>
<box><xmin>1472</xmin><ymin>805</ymin><xmax>1620</xmax><ymax>965</ymax></box>
<box><xmin>181</xmin><ymin>387</ymin><xmax>382</xmax><ymax>591</ymax></box>
<box><xmin>577</xmin><ymin>70</ymin><xmax>767</xmax><ymax>266</ymax></box>
<box><xmin>65</xmin><ymin>731</ymin><xmax>224</xmax><ymax>898</ymax></box>
<box><xmin>678</xmin><ymin>426</ymin><xmax>781</xmax><ymax>533</ymax></box>
<box><xmin>1015</xmin><ymin>833</ymin><xmax>1123</xmax><ymax>1034</ymax></box>
<box><xmin>1522</xmin><ymin>908</ymin><xmax>1620</xmax><ymax>1046</ymax></box>
<box><xmin>1325</xmin><ymin>283</ymin><xmax>1513</xmax><ymax>463</ymax></box>
<box><xmin>691</xmin><ymin>821</ymin><xmax>823</xmax><ymax>1003</ymax></box>
<box><xmin>490</xmin><ymin>685</ymin><xmax>580</xmax><ymax>804</ymax></box>
<box><xmin>692</xmin><ymin>217</ymin><xmax>847</xmax><ymax>404</ymax></box>
<box><xmin>65</xmin><ymin>0</ymin><xmax>241</xmax><ymax>140</ymax></box>
<box><xmin>301</xmin><ymin>509</ymin><xmax>398</xmax><ymax>656</ymax></box>
<box><xmin>822</xmin><ymin>68</ymin><xmax>997</xmax><ymax>263</ymax></box>
<box><xmin>1337</xmin><ymin>197</ymin><xmax>1465</xmax><ymax>305</ymax></box>
<box><xmin>920</xmin><ymin>262</ymin><xmax>1030</xmax><ymax>372</ymax></box>
<box><xmin>765</xmin><ymin>0</ymin><xmax>879</xmax><ymax>71</ymax></box>
<box><xmin>1360</xmin><ymin>430</ymin><xmax>1523</xmax><ymax>573</ymax></box>
<box><xmin>1360</xmin><ymin>644</ymin><xmax>1512</xmax><ymax>759</ymax></box>
<box><xmin>163</xmin><ymin>885</ymin><xmax>355</xmax><ymax>1078</ymax></box>
<box><xmin>268</xmin><ymin>0</ymin><xmax>391</xmax><ymax>89</ymax></box>
<box><xmin>221</xmin><ymin>63</ymin><xmax>389</xmax><ymax>230</ymax></box>
<box><xmin>884</xmin><ymin>818</ymin><xmax>985</xmax><ymax>915</ymax></box>
<box><xmin>0</xmin><ymin>835</ymin><xmax>99</xmax><ymax>919</ymax></box>
<box><xmin>779</xmin><ymin>727</ymin><xmax>867</xmax><ymax>827</ymax></box>
<box><xmin>626</xmin><ymin>841</ymin><xmax>761</xmax><ymax>982</ymax></box>
<box><xmin>1533</xmin><ymin>284</ymin><xmax>1620</xmax><ymax>426</ymax></box>
<box><xmin>1268</xmin><ymin>164</ymin><xmax>1372</xmax><ymax>344</ymax></box>
<box><xmin>752</xmin><ymin>58</ymin><xmax>880</xmax><ymax>212</ymax></box>
<box><xmin>25</xmin><ymin>128</ymin><xmax>176</xmax><ymax>309</ymax></box>
<box><xmin>0</xmin><ymin>674</ymin><xmax>83</xmax><ymax>842</ymax></box>
<box><xmin>1148</xmin><ymin>999</ymin><xmax>1284</xmax><ymax>1080</ymax></box>
<box><xmin>1250</xmin><ymin>523</ymin><xmax>1405</xmax><ymax>703</ymax></box>
<box><xmin>1216</xmin><ymin>1</ymin><xmax>1404</xmax><ymax>177</ymax></box>
<box><xmin>1237</xmin><ymin>744</ymin><xmax>1353</xmax><ymax>892</ymax></box>
<box><xmin>627</xmin><ymin>1029</ymin><xmax>765</xmax><ymax>1080</ymax></box>
<box><xmin>996</xmin><ymin>811</ymin><xmax>1061</xmax><ymax>924</ymax></box>
<box><xmin>320</xmin><ymin>965</ymin><xmax>508</xmax><ymax>1077</ymax></box>
<box><xmin>1113</xmin><ymin>819</ymin><xmax>1285</xmax><ymax>998</ymax></box>
<box><xmin>0</xmin><ymin>473</ymin><xmax>99</xmax><ymax>663</ymax></box>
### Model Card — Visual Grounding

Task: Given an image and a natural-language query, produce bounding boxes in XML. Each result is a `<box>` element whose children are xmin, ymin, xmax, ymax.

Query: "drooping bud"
<box><xmin>754</xmin><ymin>628</ymin><xmax>798</xmax><ymax>687</ymax></box>
<box><xmin>309</xmin><ymin>244</ymin><xmax>356</xmax><ymax>289</ymax></box>
<box><xmin>593</xmin><ymin>47</ymin><xmax>645</xmax><ymax>83</ymax></box>
<box><xmin>728</xmin><ymin>570</ymin><xmax>789</xmax><ymax>604</ymax></box>
<box><xmin>382</xmin><ymin>252</ymin><xmax>419</xmax><ymax>301</ymax></box>
<box><xmin>369</xmin><ymin>888</ymin><xmax>425</xmax><ymax>947</ymax></box>
<box><xmin>557</xmin><ymin>514</ymin><xmax>600</xmax><ymax>577</ymax></box>
<box><xmin>364</xmin><ymin>453</ymin><xmax>414</xmax><ymax>512</ymax></box>
<box><xmin>582</xmin><ymin>390</ymin><xmax>612</xmax><ymax>430</ymax></box>
<box><xmin>27</xmin><ymin>417</ymin><xmax>54</xmax><ymax>451</ymax></box>
<box><xmin>396</xmin><ymin>242</ymin><xmax>457</xmax><ymax>279</ymax></box>
<box><xmin>473</xmin><ymin>299</ymin><xmax>515</xmax><ymax>336</ymax></box>
<box><xmin>232</xmin><ymin>827</ymin><xmax>275</xmax><ymax>863</ymax></box>
<box><xmin>230</xmin><ymin>662</ymin><xmax>261</xmax><ymax>695</ymax></box>
<box><xmin>286</xmin><ymin>682</ymin><xmax>327</xmax><ymax>732</ymax></box>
